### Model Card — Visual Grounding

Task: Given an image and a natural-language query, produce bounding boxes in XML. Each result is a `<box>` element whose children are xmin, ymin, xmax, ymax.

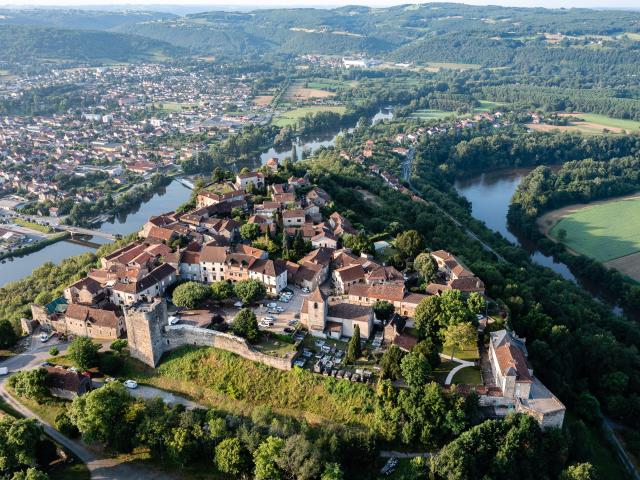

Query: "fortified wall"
<box><xmin>125</xmin><ymin>298</ymin><xmax>294</xmax><ymax>370</ymax></box>
<box><xmin>164</xmin><ymin>325</ymin><xmax>294</xmax><ymax>370</ymax></box>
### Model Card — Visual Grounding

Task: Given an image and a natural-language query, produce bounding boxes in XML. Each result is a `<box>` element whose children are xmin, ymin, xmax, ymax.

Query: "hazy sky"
<box><xmin>0</xmin><ymin>0</ymin><xmax>639</xmax><ymax>9</ymax></box>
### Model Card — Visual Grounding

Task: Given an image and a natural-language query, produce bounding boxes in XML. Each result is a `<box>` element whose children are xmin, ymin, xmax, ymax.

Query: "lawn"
<box><xmin>433</xmin><ymin>360</ymin><xmax>457</xmax><ymax>384</ymax></box>
<box><xmin>441</xmin><ymin>340</ymin><xmax>479</xmax><ymax>362</ymax></box>
<box><xmin>7</xmin><ymin>386</ymin><xmax>69</xmax><ymax>426</ymax></box>
<box><xmin>253</xmin><ymin>334</ymin><xmax>297</xmax><ymax>358</ymax></box>
<box><xmin>475</xmin><ymin>100</ymin><xmax>506</xmax><ymax>112</ymax></box>
<box><xmin>451</xmin><ymin>366</ymin><xmax>482</xmax><ymax>385</ymax></box>
<box><xmin>549</xmin><ymin>196</ymin><xmax>640</xmax><ymax>262</ymax></box>
<box><xmin>13</xmin><ymin>218</ymin><xmax>53</xmax><ymax>234</ymax></box>
<box><xmin>126</xmin><ymin>345</ymin><xmax>376</xmax><ymax>430</ymax></box>
<box><xmin>272</xmin><ymin>105</ymin><xmax>347</xmax><ymax>127</ymax></box>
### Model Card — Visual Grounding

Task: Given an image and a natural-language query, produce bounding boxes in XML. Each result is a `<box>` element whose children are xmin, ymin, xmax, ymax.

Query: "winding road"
<box><xmin>401</xmin><ymin>147</ymin><xmax>508</xmax><ymax>263</ymax></box>
<box><xmin>0</xmin><ymin>337</ymin><xmax>177</xmax><ymax>480</ymax></box>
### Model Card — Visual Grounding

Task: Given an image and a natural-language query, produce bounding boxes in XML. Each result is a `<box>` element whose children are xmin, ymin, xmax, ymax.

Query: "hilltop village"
<box><xmin>29</xmin><ymin>162</ymin><xmax>565</xmax><ymax>430</ymax></box>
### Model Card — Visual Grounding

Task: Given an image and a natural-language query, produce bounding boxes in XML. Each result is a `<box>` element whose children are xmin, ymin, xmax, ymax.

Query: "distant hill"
<box><xmin>111</xmin><ymin>4</ymin><xmax>640</xmax><ymax>65</ymax></box>
<box><xmin>0</xmin><ymin>8</ymin><xmax>176</xmax><ymax>30</ymax></box>
<box><xmin>0</xmin><ymin>25</ymin><xmax>182</xmax><ymax>64</ymax></box>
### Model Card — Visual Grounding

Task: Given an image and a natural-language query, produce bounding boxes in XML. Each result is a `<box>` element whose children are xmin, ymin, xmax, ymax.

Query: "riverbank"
<box><xmin>0</xmin><ymin>231</ymin><xmax>69</xmax><ymax>262</ymax></box>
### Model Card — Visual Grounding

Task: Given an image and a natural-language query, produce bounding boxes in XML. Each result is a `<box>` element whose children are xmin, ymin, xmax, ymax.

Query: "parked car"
<box><xmin>39</xmin><ymin>332</ymin><xmax>50</xmax><ymax>343</ymax></box>
<box><xmin>233</xmin><ymin>301</ymin><xmax>244</xmax><ymax>308</ymax></box>
<box><xmin>276</xmin><ymin>306</ymin><xmax>285</xmax><ymax>313</ymax></box>
<box><xmin>0</xmin><ymin>367</ymin><xmax>8</xmax><ymax>376</ymax></box>
<box><xmin>263</xmin><ymin>316</ymin><xmax>276</xmax><ymax>322</ymax></box>
<box><xmin>266</xmin><ymin>302</ymin><xmax>277</xmax><ymax>309</ymax></box>
<box><xmin>301</xmin><ymin>287</ymin><xmax>310</xmax><ymax>293</ymax></box>
<box><xmin>123</xmin><ymin>380</ymin><xmax>138</xmax><ymax>389</ymax></box>
<box><xmin>284</xmin><ymin>327</ymin><xmax>294</xmax><ymax>334</ymax></box>
<box><xmin>287</xmin><ymin>319</ymin><xmax>298</xmax><ymax>326</ymax></box>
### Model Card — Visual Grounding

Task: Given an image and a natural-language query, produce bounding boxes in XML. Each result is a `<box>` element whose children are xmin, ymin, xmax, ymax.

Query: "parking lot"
<box><xmin>209</xmin><ymin>285</ymin><xmax>307</xmax><ymax>335</ymax></box>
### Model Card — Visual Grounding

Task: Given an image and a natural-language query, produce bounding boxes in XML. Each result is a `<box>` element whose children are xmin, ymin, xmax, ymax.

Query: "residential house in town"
<box><xmin>44</xmin><ymin>366</ymin><xmax>93</xmax><ymax>400</ymax></box>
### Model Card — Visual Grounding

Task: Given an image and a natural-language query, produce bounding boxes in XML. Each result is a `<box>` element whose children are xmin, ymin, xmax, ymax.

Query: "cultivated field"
<box><xmin>282</xmin><ymin>81</ymin><xmax>335</xmax><ymax>102</ymax></box>
<box><xmin>253</xmin><ymin>95</ymin><xmax>274</xmax><ymax>106</ymax></box>
<box><xmin>541</xmin><ymin>194</ymin><xmax>640</xmax><ymax>281</ymax></box>
<box><xmin>410</xmin><ymin>109</ymin><xmax>459</xmax><ymax>120</ymax></box>
<box><xmin>272</xmin><ymin>105</ymin><xmax>346</xmax><ymax>127</ymax></box>
<box><xmin>527</xmin><ymin>113</ymin><xmax>640</xmax><ymax>135</ymax></box>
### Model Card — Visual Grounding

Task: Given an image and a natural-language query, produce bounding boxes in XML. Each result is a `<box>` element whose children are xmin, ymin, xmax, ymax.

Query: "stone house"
<box><xmin>299</xmin><ymin>287</ymin><xmax>373</xmax><ymax>339</ymax></box>
<box><xmin>44</xmin><ymin>366</ymin><xmax>93</xmax><ymax>400</ymax></box>
<box><xmin>282</xmin><ymin>209</ymin><xmax>306</xmax><ymax>227</ymax></box>
<box><xmin>488</xmin><ymin>330</ymin><xmax>566</xmax><ymax>429</ymax></box>
<box><xmin>64</xmin><ymin>304</ymin><xmax>125</xmax><ymax>339</ymax></box>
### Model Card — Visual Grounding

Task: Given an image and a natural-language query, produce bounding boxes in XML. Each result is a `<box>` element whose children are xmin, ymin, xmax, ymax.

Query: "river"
<box><xmin>1</xmin><ymin>108</ymin><xmax>395</xmax><ymax>288</ymax></box>
<box><xmin>259</xmin><ymin>108</ymin><xmax>394</xmax><ymax>165</ymax></box>
<box><xmin>0</xmin><ymin>180</ymin><xmax>192</xmax><ymax>288</ymax></box>
<box><xmin>454</xmin><ymin>169</ymin><xmax>577</xmax><ymax>281</ymax></box>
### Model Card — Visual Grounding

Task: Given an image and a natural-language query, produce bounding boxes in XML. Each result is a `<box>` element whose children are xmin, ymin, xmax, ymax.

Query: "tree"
<box><xmin>8</xmin><ymin>369</ymin><xmax>49</xmax><ymax>403</ymax></box>
<box><xmin>10</xmin><ymin>468</ymin><xmax>49</xmax><ymax>480</ymax></box>
<box><xmin>321</xmin><ymin>463</ymin><xmax>344</xmax><ymax>480</ymax></box>
<box><xmin>443</xmin><ymin>322</ymin><xmax>476</xmax><ymax>361</ymax></box>
<box><xmin>68</xmin><ymin>336</ymin><xmax>100</xmax><ymax>370</ymax></box>
<box><xmin>232</xmin><ymin>308</ymin><xmax>260</xmax><ymax>343</ymax></box>
<box><xmin>373</xmin><ymin>300</ymin><xmax>394</xmax><ymax>321</ymax></box>
<box><xmin>215</xmin><ymin>437</ymin><xmax>248</xmax><ymax>477</ymax></box>
<box><xmin>110</xmin><ymin>339</ymin><xmax>127</xmax><ymax>355</ymax></box>
<box><xmin>395</xmin><ymin>230</ymin><xmax>424</xmax><ymax>259</ymax></box>
<box><xmin>0</xmin><ymin>417</ymin><xmax>43</xmax><ymax>476</ymax></box>
<box><xmin>276</xmin><ymin>434</ymin><xmax>322</xmax><ymax>480</ymax></box>
<box><xmin>0</xmin><ymin>319</ymin><xmax>18</xmax><ymax>348</ymax></box>
<box><xmin>67</xmin><ymin>382</ymin><xmax>136</xmax><ymax>452</ymax></box>
<box><xmin>413</xmin><ymin>339</ymin><xmax>441</xmax><ymax>370</ymax></box>
<box><xmin>401</xmin><ymin>351</ymin><xmax>430</xmax><ymax>388</ymax></box>
<box><xmin>557</xmin><ymin>228</ymin><xmax>567</xmax><ymax>242</ymax></box>
<box><xmin>240</xmin><ymin>223</ymin><xmax>261</xmax><ymax>241</ymax></box>
<box><xmin>211</xmin><ymin>281</ymin><xmax>233</xmax><ymax>301</ymax></box>
<box><xmin>342</xmin><ymin>233</ymin><xmax>372</xmax><ymax>255</ymax></box>
<box><xmin>234</xmin><ymin>279</ymin><xmax>266</xmax><ymax>305</ymax></box>
<box><xmin>345</xmin><ymin>325</ymin><xmax>362</xmax><ymax>364</ymax></box>
<box><xmin>560</xmin><ymin>463</ymin><xmax>597</xmax><ymax>480</ymax></box>
<box><xmin>380</xmin><ymin>345</ymin><xmax>405</xmax><ymax>380</ymax></box>
<box><xmin>466</xmin><ymin>292</ymin><xmax>486</xmax><ymax>316</ymax></box>
<box><xmin>172</xmin><ymin>281</ymin><xmax>210</xmax><ymax>309</ymax></box>
<box><xmin>414</xmin><ymin>252</ymin><xmax>437</xmax><ymax>283</ymax></box>
<box><xmin>254</xmin><ymin>436</ymin><xmax>285</xmax><ymax>480</ymax></box>
<box><xmin>48</xmin><ymin>347</ymin><xmax>59</xmax><ymax>357</ymax></box>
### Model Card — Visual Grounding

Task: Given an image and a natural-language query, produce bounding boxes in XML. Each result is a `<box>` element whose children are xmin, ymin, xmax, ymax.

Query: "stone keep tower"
<box><xmin>307</xmin><ymin>287</ymin><xmax>327</xmax><ymax>333</ymax></box>
<box><xmin>124</xmin><ymin>297</ymin><xmax>167</xmax><ymax>368</ymax></box>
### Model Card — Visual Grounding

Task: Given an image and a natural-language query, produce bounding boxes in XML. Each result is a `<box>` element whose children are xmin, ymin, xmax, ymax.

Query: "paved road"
<box><xmin>402</xmin><ymin>147</ymin><xmax>508</xmax><ymax>264</ymax></box>
<box><xmin>0</xmin><ymin>337</ymin><xmax>177</xmax><ymax>480</ymax></box>
<box><xmin>603</xmin><ymin>417</ymin><xmax>640</xmax><ymax>480</ymax></box>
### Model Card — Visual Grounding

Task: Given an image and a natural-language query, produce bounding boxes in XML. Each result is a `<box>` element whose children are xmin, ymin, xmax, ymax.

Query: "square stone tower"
<box><xmin>124</xmin><ymin>297</ymin><xmax>167</xmax><ymax>368</ymax></box>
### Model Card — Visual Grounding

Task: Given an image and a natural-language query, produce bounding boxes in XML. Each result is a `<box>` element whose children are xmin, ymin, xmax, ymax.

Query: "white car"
<box><xmin>266</xmin><ymin>302</ymin><xmax>277</xmax><ymax>309</ymax></box>
<box><xmin>301</xmin><ymin>287</ymin><xmax>310</xmax><ymax>293</ymax></box>
<box><xmin>123</xmin><ymin>380</ymin><xmax>138</xmax><ymax>389</ymax></box>
<box><xmin>39</xmin><ymin>333</ymin><xmax>50</xmax><ymax>343</ymax></box>
<box><xmin>234</xmin><ymin>301</ymin><xmax>244</xmax><ymax>308</ymax></box>
<box><xmin>276</xmin><ymin>306</ymin><xmax>285</xmax><ymax>313</ymax></box>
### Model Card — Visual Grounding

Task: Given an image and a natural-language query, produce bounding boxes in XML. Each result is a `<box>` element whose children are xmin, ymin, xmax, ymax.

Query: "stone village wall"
<box><xmin>163</xmin><ymin>325</ymin><xmax>294</xmax><ymax>371</ymax></box>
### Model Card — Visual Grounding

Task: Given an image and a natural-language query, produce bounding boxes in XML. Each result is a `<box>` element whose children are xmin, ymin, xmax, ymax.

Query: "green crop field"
<box><xmin>573</xmin><ymin>113</ymin><xmax>640</xmax><ymax>131</ymax></box>
<box><xmin>549</xmin><ymin>197</ymin><xmax>640</xmax><ymax>262</ymax></box>
<box><xmin>410</xmin><ymin>109</ymin><xmax>459</xmax><ymax>120</ymax></box>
